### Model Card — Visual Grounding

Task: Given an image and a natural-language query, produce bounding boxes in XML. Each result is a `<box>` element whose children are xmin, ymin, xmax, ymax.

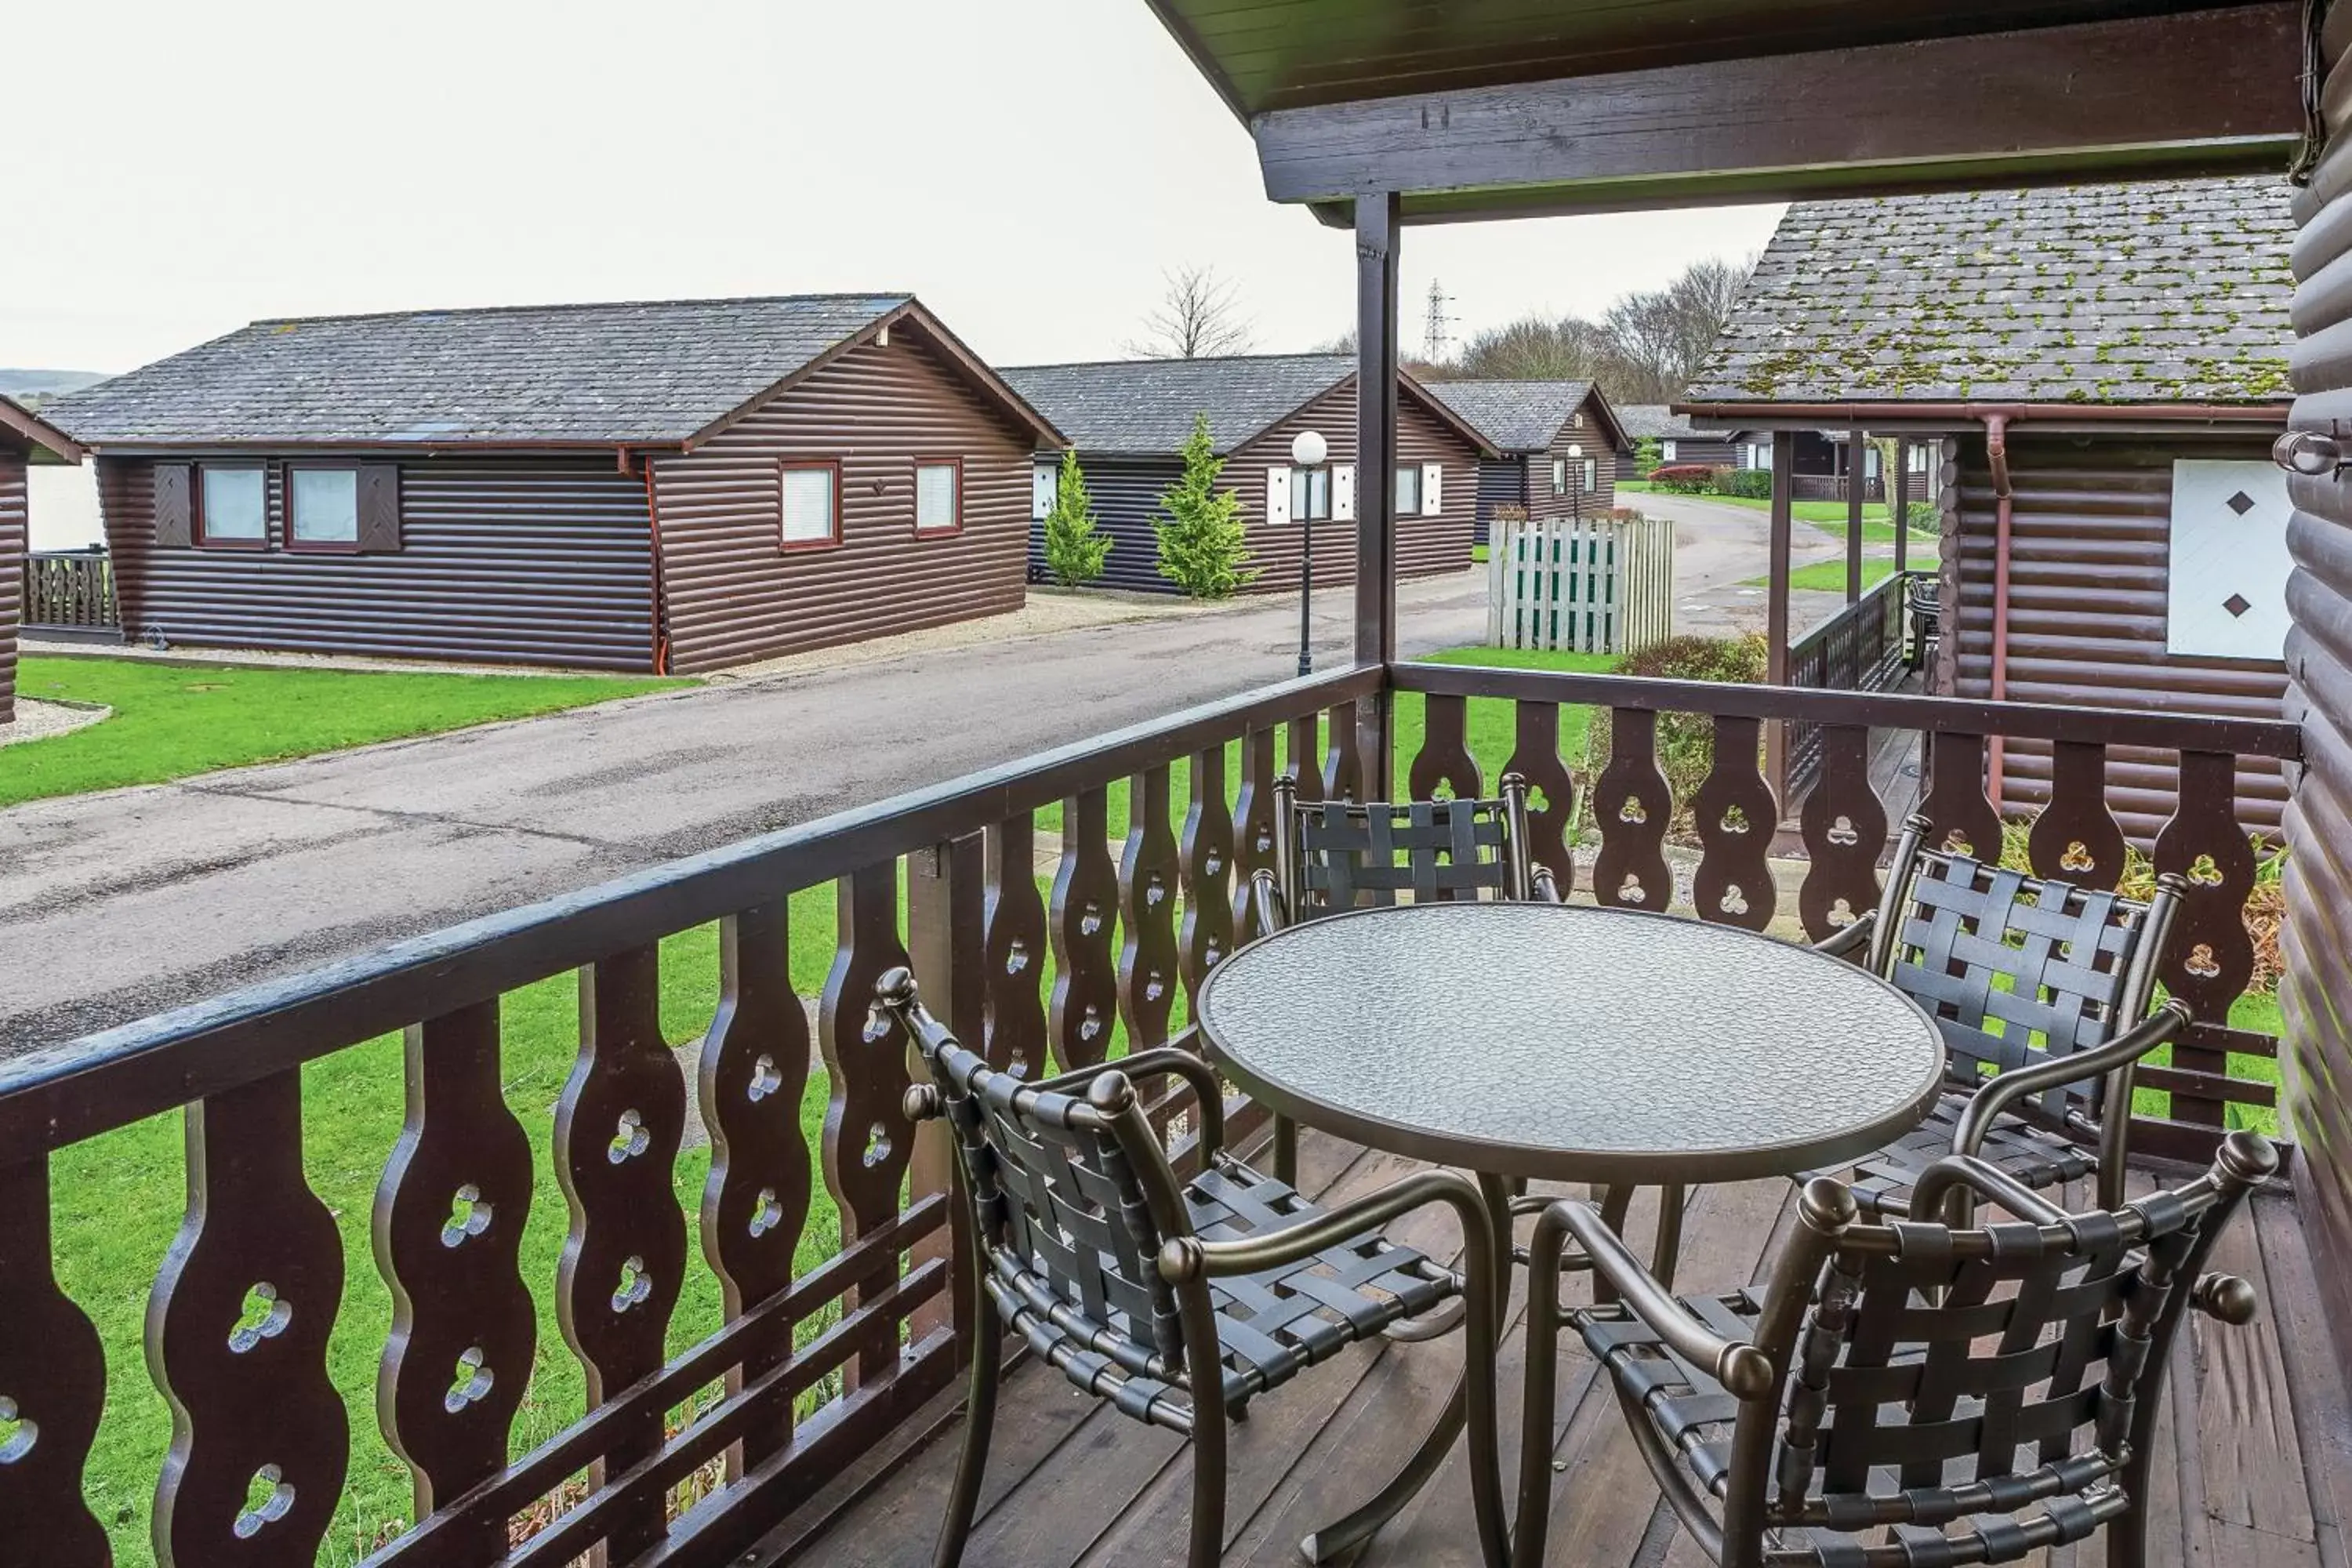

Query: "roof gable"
<box><xmin>38</xmin><ymin>293</ymin><xmax>1058</xmax><ymax>449</ymax></box>
<box><xmin>1686</xmin><ymin>176</ymin><xmax>2294</xmax><ymax>408</ymax></box>
<box><xmin>1425</xmin><ymin>379</ymin><xmax>1632</xmax><ymax>453</ymax></box>
<box><xmin>0</xmin><ymin>394</ymin><xmax>83</xmax><ymax>463</ymax></box>
<box><xmin>1000</xmin><ymin>354</ymin><xmax>1356</xmax><ymax>456</ymax></box>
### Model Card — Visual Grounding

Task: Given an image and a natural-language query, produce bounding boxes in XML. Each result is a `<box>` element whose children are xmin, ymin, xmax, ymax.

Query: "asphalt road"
<box><xmin>0</xmin><ymin>498</ymin><xmax>1831</xmax><ymax>1053</ymax></box>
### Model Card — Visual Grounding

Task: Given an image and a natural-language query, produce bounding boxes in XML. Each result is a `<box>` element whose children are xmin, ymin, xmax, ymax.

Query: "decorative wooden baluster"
<box><xmin>818</xmin><ymin>862</ymin><xmax>916</xmax><ymax>1389</ymax></box>
<box><xmin>1325</xmin><ymin>699</ymin><xmax>1367</xmax><ymax>801</ymax></box>
<box><xmin>375</xmin><ymin>1002</ymin><xmax>536</xmax><ymax>1556</ymax></box>
<box><xmin>2027</xmin><ymin>741</ymin><xmax>2128</xmax><ymax>891</ymax></box>
<box><xmin>0</xmin><ymin>1154</ymin><xmax>107</xmax><ymax>1566</ymax></box>
<box><xmin>1408</xmin><ymin>691</ymin><xmax>1482</xmax><ymax>802</ymax></box>
<box><xmin>984</xmin><ymin>816</ymin><xmax>1049</xmax><ymax>1078</ymax></box>
<box><xmin>2153</xmin><ymin>750</ymin><xmax>2259</xmax><ymax>1129</ymax></box>
<box><xmin>1503</xmin><ymin>700</ymin><xmax>1581</xmax><ymax>896</ymax></box>
<box><xmin>554</xmin><ymin>946</ymin><xmax>686</xmax><ymax>1564</ymax></box>
<box><xmin>1050</xmin><ymin>787</ymin><xmax>1121</xmax><ymax>1072</ymax></box>
<box><xmin>1918</xmin><ymin>731</ymin><xmax>2003</xmax><ymax>861</ymax></box>
<box><xmin>907</xmin><ymin>836</ymin><xmax>987</xmax><ymax>1346</ymax></box>
<box><xmin>698</xmin><ymin>903</ymin><xmax>811</xmax><ymax>1475</ymax></box>
<box><xmin>1287</xmin><ymin>715</ymin><xmax>1325</xmax><ymax>804</ymax></box>
<box><xmin>1230</xmin><ymin>727</ymin><xmax>1280</xmax><ymax>934</ymax></box>
<box><xmin>1181</xmin><ymin>744</ymin><xmax>1236</xmax><ymax>1012</ymax></box>
<box><xmin>148</xmin><ymin>1069</ymin><xmax>348</xmax><ymax>1568</ymax></box>
<box><xmin>1592</xmin><ymin>709</ymin><xmax>1675</xmax><ymax>912</ymax></box>
<box><xmin>1119</xmin><ymin>764</ymin><xmax>1182</xmax><ymax>1051</ymax></box>
<box><xmin>1690</xmin><ymin>716</ymin><xmax>1777</xmax><ymax>931</ymax></box>
<box><xmin>1798</xmin><ymin>726</ymin><xmax>1889</xmax><ymax>942</ymax></box>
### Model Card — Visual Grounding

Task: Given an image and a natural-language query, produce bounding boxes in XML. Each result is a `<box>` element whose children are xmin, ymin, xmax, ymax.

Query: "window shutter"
<box><xmin>1421</xmin><ymin>463</ymin><xmax>1443</xmax><ymax>516</ymax></box>
<box><xmin>154</xmin><ymin>463</ymin><xmax>193</xmax><ymax>547</ymax></box>
<box><xmin>1334</xmin><ymin>463</ymin><xmax>1356</xmax><ymax>522</ymax></box>
<box><xmin>355</xmin><ymin>464</ymin><xmax>403</xmax><ymax>551</ymax></box>
<box><xmin>1266</xmin><ymin>466</ymin><xmax>1290</xmax><ymax>526</ymax></box>
<box><xmin>1033</xmin><ymin>463</ymin><xmax>1058</xmax><ymax>520</ymax></box>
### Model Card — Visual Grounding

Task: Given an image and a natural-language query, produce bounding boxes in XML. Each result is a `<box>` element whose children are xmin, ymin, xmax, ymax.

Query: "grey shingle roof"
<box><xmin>1421</xmin><ymin>380</ymin><xmax>1597</xmax><ymax>452</ymax></box>
<box><xmin>1686</xmin><ymin>176</ymin><xmax>2294</xmax><ymax>407</ymax></box>
<box><xmin>42</xmin><ymin>294</ymin><xmax>926</xmax><ymax>446</ymax></box>
<box><xmin>1000</xmin><ymin>354</ymin><xmax>1353</xmax><ymax>456</ymax></box>
<box><xmin>1613</xmin><ymin>404</ymin><xmax>1738</xmax><ymax>441</ymax></box>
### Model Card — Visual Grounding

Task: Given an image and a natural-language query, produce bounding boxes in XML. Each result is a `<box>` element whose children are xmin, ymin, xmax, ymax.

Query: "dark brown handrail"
<box><xmin>1392</xmin><ymin>660</ymin><xmax>2304</xmax><ymax>760</ymax></box>
<box><xmin>0</xmin><ymin>663</ymin><xmax>1383</xmax><ymax>1152</ymax></box>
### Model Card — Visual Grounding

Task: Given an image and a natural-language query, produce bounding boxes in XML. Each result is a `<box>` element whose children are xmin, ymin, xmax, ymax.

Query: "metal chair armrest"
<box><xmin>1951</xmin><ymin>999</ymin><xmax>2191</xmax><ymax>1161</ymax></box>
<box><xmin>1811</xmin><ymin>910</ymin><xmax>1876</xmax><ymax>960</ymax></box>
<box><xmin>1532</xmin><ymin>1199</ymin><xmax>1774</xmax><ymax>1400</ymax></box>
<box><xmin>2193</xmin><ymin>1272</ymin><xmax>2259</xmax><ymax>1326</ymax></box>
<box><xmin>1907</xmin><ymin>1152</ymin><xmax>2071</xmax><ymax>1227</ymax></box>
<box><xmin>1029</xmin><ymin>1043</ymin><xmax>1227</xmax><ymax>1157</ymax></box>
<box><xmin>1163</xmin><ymin>1167</ymin><xmax>1491</xmax><ymax>1291</ymax></box>
<box><xmin>1249</xmin><ymin>867</ymin><xmax>1288</xmax><ymax>939</ymax></box>
<box><xmin>1530</xmin><ymin>866</ymin><xmax>1564</xmax><ymax>905</ymax></box>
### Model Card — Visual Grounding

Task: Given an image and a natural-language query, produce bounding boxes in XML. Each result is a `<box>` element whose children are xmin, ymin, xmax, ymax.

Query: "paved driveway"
<box><xmin>3</xmin><ymin>573</ymin><xmax>1502</xmax><ymax>1051</ymax></box>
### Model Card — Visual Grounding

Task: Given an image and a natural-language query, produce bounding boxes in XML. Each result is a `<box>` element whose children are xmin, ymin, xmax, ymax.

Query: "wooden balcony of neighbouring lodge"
<box><xmin>0</xmin><ymin>655</ymin><xmax>2310</xmax><ymax>1568</ymax></box>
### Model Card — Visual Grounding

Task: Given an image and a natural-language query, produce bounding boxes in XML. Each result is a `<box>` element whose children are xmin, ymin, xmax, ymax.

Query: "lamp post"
<box><xmin>1291</xmin><ymin>429</ymin><xmax>1327</xmax><ymax>677</ymax></box>
<box><xmin>1566</xmin><ymin>441</ymin><xmax>1584</xmax><ymax>523</ymax></box>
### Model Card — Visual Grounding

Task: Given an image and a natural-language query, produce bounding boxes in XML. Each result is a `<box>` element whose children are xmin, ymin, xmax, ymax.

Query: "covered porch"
<box><xmin>0</xmin><ymin>3</ymin><xmax>2342</xmax><ymax>1567</ymax></box>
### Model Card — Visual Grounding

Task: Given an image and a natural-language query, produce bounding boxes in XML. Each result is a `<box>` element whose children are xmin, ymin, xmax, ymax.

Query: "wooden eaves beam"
<box><xmin>1255</xmin><ymin>5</ymin><xmax>2304</xmax><ymax>223</ymax></box>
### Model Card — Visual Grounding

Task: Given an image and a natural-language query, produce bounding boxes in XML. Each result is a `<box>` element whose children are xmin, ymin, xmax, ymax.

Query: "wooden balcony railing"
<box><xmin>0</xmin><ymin>659</ymin><xmax>2300</xmax><ymax>1566</ymax></box>
<box><xmin>23</xmin><ymin>547</ymin><xmax>118</xmax><ymax>630</ymax></box>
<box><xmin>1784</xmin><ymin>569</ymin><xmax>1913</xmax><ymax>797</ymax></box>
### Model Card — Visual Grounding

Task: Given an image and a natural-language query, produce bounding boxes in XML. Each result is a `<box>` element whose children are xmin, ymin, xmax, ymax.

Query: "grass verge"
<box><xmin>2</xmin><ymin>656</ymin><xmax>681</xmax><ymax>810</ymax></box>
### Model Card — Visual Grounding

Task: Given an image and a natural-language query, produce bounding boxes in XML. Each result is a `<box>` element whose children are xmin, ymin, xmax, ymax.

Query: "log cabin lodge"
<box><xmin>38</xmin><ymin>294</ymin><xmax>1064</xmax><ymax>673</ymax></box>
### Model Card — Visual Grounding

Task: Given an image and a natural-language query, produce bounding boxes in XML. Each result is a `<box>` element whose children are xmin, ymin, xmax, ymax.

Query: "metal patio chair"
<box><xmin>874</xmin><ymin>969</ymin><xmax>1509</xmax><ymax>1568</ymax></box>
<box><xmin>1514</xmin><ymin>1132</ymin><xmax>2277</xmax><ymax>1568</ymax></box>
<box><xmin>1248</xmin><ymin>769</ymin><xmax>1565</xmax><ymax>1181</ymax></box>
<box><xmin>1905</xmin><ymin>573</ymin><xmax>1941</xmax><ymax>673</ymax></box>
<box><xmin>1807</xmin><ymin>813</ymin><xmax>2190</xmax><ymax>1219</ymax></box>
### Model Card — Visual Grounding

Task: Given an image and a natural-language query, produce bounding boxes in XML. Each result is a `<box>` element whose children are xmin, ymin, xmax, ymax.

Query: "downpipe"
<box><xmin>1984</xmin><ymin>413</ymin><xmax>2015</xmax><ymax>809</ymax></box>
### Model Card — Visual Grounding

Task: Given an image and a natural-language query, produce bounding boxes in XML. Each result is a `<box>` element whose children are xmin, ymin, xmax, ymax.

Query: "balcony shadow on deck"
<box><xmin>754</xmin><ymin>1128</ymin><xmax>2348</xmax><ymax>1567</ymax></box>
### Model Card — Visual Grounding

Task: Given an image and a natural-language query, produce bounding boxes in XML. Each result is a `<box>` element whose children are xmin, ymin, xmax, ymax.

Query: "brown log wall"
<box><xmin>0</xmin><ymin>448</ymin><xmax>21</xmax><ymax>724</ymax></box>
<box><xmin>652</xmin><ymin>329</ymin><xmax>1030</xmax><ymax>673</ymax></box>
<box><xmin>96</xmin><ymin>454</ymin><xmax>657</xmax><ymax>670</ymax></box>
<box><xmin>1225</xmin><ymin>378</ymin><xmax>1478</xmax><ymax>591</ymax></box>
<box><xmin>1526</xmin><ymin>405</ymin><xmax>1618</xmax><ymax>522</ymax></box>
<box><xmin>1946</xmin><ymin>430</ymin><xmax>2288</xmax><ymax>840</ymax></box>
<box><xmin>2287</xmin><ymin>25</ymin><xmax>2352</xmax><ymax>1388</ymax></box>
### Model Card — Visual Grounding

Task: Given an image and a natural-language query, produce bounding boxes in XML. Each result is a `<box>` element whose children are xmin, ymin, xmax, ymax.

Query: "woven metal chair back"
<box><xmin>1751</xmin><ymin>1142</ymin><xmax>2267</xmax><ymax>1548</ymax></box>
<box><xmin>902</xmin><ymin>1002</ymin><xmax>1188</xmax><ymax>1374</ymax></box>
<box><xmin>1870</xmin><ymin>823</ymin><xmax>2175</xmax><ymax>1123</ymax></box>
<box><xmin>1275</xmin><ymin>773</ymin><xmax>1529</xmax><ymax>915</ymax></box>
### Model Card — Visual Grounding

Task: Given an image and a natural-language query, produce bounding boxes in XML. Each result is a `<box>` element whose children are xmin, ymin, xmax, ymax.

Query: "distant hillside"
<box><xmin>0</xmin><ymin>368</ymin><xmax>107</xmax><ymax>404</ymax></box>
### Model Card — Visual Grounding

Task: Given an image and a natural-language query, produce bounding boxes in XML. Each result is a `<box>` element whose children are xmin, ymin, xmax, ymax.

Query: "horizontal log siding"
<box><xmin>1947</xmin><ymin>432</ymin><xmax>2288</xmax><ymax>838</ymax></box>
<box><xmin>1527</xmin><ymin>414</ymin><xmax>1617</xmax><ymax>523</ymax></box>
<box><xmin>1229</xmin><ymin>379</ymin><xmax>1478</xmax><ymax>593</ymax></box>
<box><xmin>96</xmin><ymin>455</ymin><xmax>655</xmax><ymax>670</ymax></box>
<box><xmin>1025</xmin><ymin>455</ymin><xmax>1187</xmax><ymax>594</ymax></box>
<box><xmin>1472</xmin><ymin>455</ymin><xmax>1527</xmax><ymax>546</ymax></box>
<box><xmin>653</xmin><ymin>332</ymin><xmax>1029</xmax><ymax>673</ymax></box>
<box><xmin>0</xmin><ymin>450</ymin><xmax>21</xmax><ymax>723</ymax></box>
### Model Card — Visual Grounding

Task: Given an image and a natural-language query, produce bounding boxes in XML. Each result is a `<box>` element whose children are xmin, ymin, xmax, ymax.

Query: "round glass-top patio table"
<box><xmin>1196</xmin><ymin>899</ymin><xmax>1947</xmax><ymax>1188</ymax></box>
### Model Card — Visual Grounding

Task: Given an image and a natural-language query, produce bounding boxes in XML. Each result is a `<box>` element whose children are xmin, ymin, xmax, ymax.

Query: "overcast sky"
<box><xmin>7</xmin><ymin>0</ymin><xmax>1783</xmax><ymax>379</ymax></box>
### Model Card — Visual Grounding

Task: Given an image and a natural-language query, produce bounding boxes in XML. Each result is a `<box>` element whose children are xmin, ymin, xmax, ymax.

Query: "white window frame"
<box><xmin>779</xmin><ymin>459</ymin><xmax>840</xmax><ymax>549</ymax></box>
<box><xmin>914</xmin><ymin>458</ymin><xmax>962</xmax><ymax>536</ymax></box>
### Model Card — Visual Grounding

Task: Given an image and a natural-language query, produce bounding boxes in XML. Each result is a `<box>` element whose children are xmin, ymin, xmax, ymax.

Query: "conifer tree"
<box><xmin>1041</xmin><ymin>447</ymin><xmax>1112</xmax><ymax>588</ymax></box>
<box><xmin>1153</xmin><ymin>412</ymin><xmax>1254</xmax><ymax>599</ymax></box>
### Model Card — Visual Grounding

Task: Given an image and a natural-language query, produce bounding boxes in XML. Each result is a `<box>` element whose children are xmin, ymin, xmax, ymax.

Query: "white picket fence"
<box><xmin>1486</xmin><ymin>513</ymin><xmax>1675</xmax><ymax>655</ymax></box>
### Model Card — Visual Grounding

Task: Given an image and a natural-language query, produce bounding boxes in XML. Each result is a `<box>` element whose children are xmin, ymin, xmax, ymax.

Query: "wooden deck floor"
<box><xmin>757</xmin><ymin>1130</ymin><xmax>2352</xmax><ymax>1568</ymax></box>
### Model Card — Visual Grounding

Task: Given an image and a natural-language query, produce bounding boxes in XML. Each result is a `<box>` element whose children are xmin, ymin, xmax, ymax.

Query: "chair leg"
<box><xmin>1189</xmin><ymin>1402</ymin><xmax>1229</xmax><ymax>1567</ymax></box>
<box><xmin>2106</xmin><ymin>1446</ymin><xmax>2151</xmax><ymax>1568</ymax></box>
<box><xmin>933</xmin><ymin>1291</ymin><xmax>1004</xmax><ymax>1568</ymax></box>
<box><xmin>1273</xmin><ymin>1114</ymin><xmax>1298</xmax><ymax>1187</ymax></box>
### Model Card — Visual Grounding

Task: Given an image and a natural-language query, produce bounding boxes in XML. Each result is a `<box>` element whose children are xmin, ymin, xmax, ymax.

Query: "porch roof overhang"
<box><xmin>1675</xmin><ymin>400</ymin><xmax>2295</xmax><ymax>437</ymax></box>
<box><xmin>1148</xmin><ymin>2</ymin><xmax>2309</xmax><ymax>224</ymax></box>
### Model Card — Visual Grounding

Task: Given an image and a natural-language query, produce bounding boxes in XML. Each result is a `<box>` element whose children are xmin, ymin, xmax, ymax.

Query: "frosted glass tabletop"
<box><xmin>1196</xmin><ymin>901</ymin><xmax>1945</xmax><ymax>1184</ymax></box>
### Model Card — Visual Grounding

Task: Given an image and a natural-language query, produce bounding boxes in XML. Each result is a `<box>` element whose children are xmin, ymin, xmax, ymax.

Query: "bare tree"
<box><xmin>1451</xmin><ymin>314</ymin><xmax>1614</xmax><ymax>381</ymax></box>
<box><xmin>1600</xmin><ymin>254</ymin><xmax>1755</xmax><ymax>401</ymax></box>
<box><xmin>1127</xmin><ymin>264</ymin><xmax>1258</xmax><ymax>358</ymax></box>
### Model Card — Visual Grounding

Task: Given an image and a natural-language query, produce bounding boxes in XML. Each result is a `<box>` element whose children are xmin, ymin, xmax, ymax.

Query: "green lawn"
<box><xmin>2</xmin><ymin>657</ymin><xmax>680</xmax><ymax>810</ymax></box>
<box><xmin>1657</xmin><ymin>489</ymin><xmax>1930</xmax><ymax>547</ymax></box>
<box><xmin>1745</xmin><ymin>557</ymin><xmax>1903</xmax><ymax>594</ymax></box>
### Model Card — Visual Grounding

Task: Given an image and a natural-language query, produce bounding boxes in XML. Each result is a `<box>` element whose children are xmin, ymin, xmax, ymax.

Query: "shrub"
<box><xmin>1492</xmin><ymin>502</ymin><xmax>1529</xmax><ymax>524</ymax></box>
<box><xmin>1041</xmin><ymin>448</ymin><xmax>1112</xmax><ymax>588</ymax></box>
<box><xmin>1154</xmin><ymin>412</ymin><xmax>1256</xmax><ymax>599</ymax></box>
<box><xmin>1634</xmin><ymin>437</ymin><xmax>1661</xmax><ymax>474</ymax></box>
<box><xmin>1904</xmin><ymin>499</ymin><xmax>1939</xmax><ymax>531</ymax></box>
<box><xmin>1584</xmin><ymin>633</ymin><xmax>1770</xmax><ymax>840</ymax></box>
<box><xmin>1649</xmin><ymin>463</ymin><xmax>1714</xmax><ymax>493</ymax></box>
<box><xmin>1711</xmin><ymin>466</ymin><xmax>1774</xmax><ymax>499</ymax></box>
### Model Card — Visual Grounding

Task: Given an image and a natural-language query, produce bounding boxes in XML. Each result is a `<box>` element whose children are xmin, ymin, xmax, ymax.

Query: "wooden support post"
<box><xmin>1893</xmin><ymin>440</ymin><xmax>1910</xmax><ymax>574</ymax></box>
<box><xmin>1355</xmin><ymin>190</ymin><xmax>1402</xmax><ymax>797</ymax></box>
<box><xmin>1846</xmin><ymin>426</ymin><xmax>1867</xmax><ymax>604</ymax></box>
<box><xmin>1765</xmin><ymin>430</ymin><xmax>1795</xmax><ymax>804</ymax></box>
<box><xmin>906</xmin><ymin>833</ymin><xmax>986</xmax><ymax>1346</ymax></box>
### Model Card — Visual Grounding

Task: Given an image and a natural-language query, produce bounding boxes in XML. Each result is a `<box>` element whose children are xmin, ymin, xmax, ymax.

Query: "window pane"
<box><xmin>1294</xmin><ymin>466</ymin><xmax>1330</xmax><ymax>521</ymax></box>
<box><xmin>916</xmin><ymin>463</ymin><xmax>959</xmax><ymax>532</ymax></box>
<box><xmin>1583</xmin><ymin>459</ymin><xmax>1596</xmax><ymax>492</ymax></box>
<box><xmin>202</xmin><ymin>467</ymin><xmax>266</xmax><ymax>540</ymax></box>
<box><xmin>290</xmin><ymin>469</ymin><xmax>358</xmax><ymax>543</ymax></box>
<box><xmin>1552</xmin><ymin>458</ymin><xmax>1566</xmax><ymax>495</ymax></box>
<box><xmin>1393</xmin><ymin>465</ymin><xmax>1419</xmax><ymax>514</ymax></box>
<box><xmin>782</xmin><ymin>466</ymin><xmax>836</xmax><ymax>543</ymax></box>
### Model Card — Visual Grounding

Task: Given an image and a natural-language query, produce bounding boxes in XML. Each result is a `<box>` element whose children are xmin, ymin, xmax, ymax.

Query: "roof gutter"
<box><xmin>1675</xmin><ymin>399</ymin><xmax>2285</xmax><ymax>427</ymax></box>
